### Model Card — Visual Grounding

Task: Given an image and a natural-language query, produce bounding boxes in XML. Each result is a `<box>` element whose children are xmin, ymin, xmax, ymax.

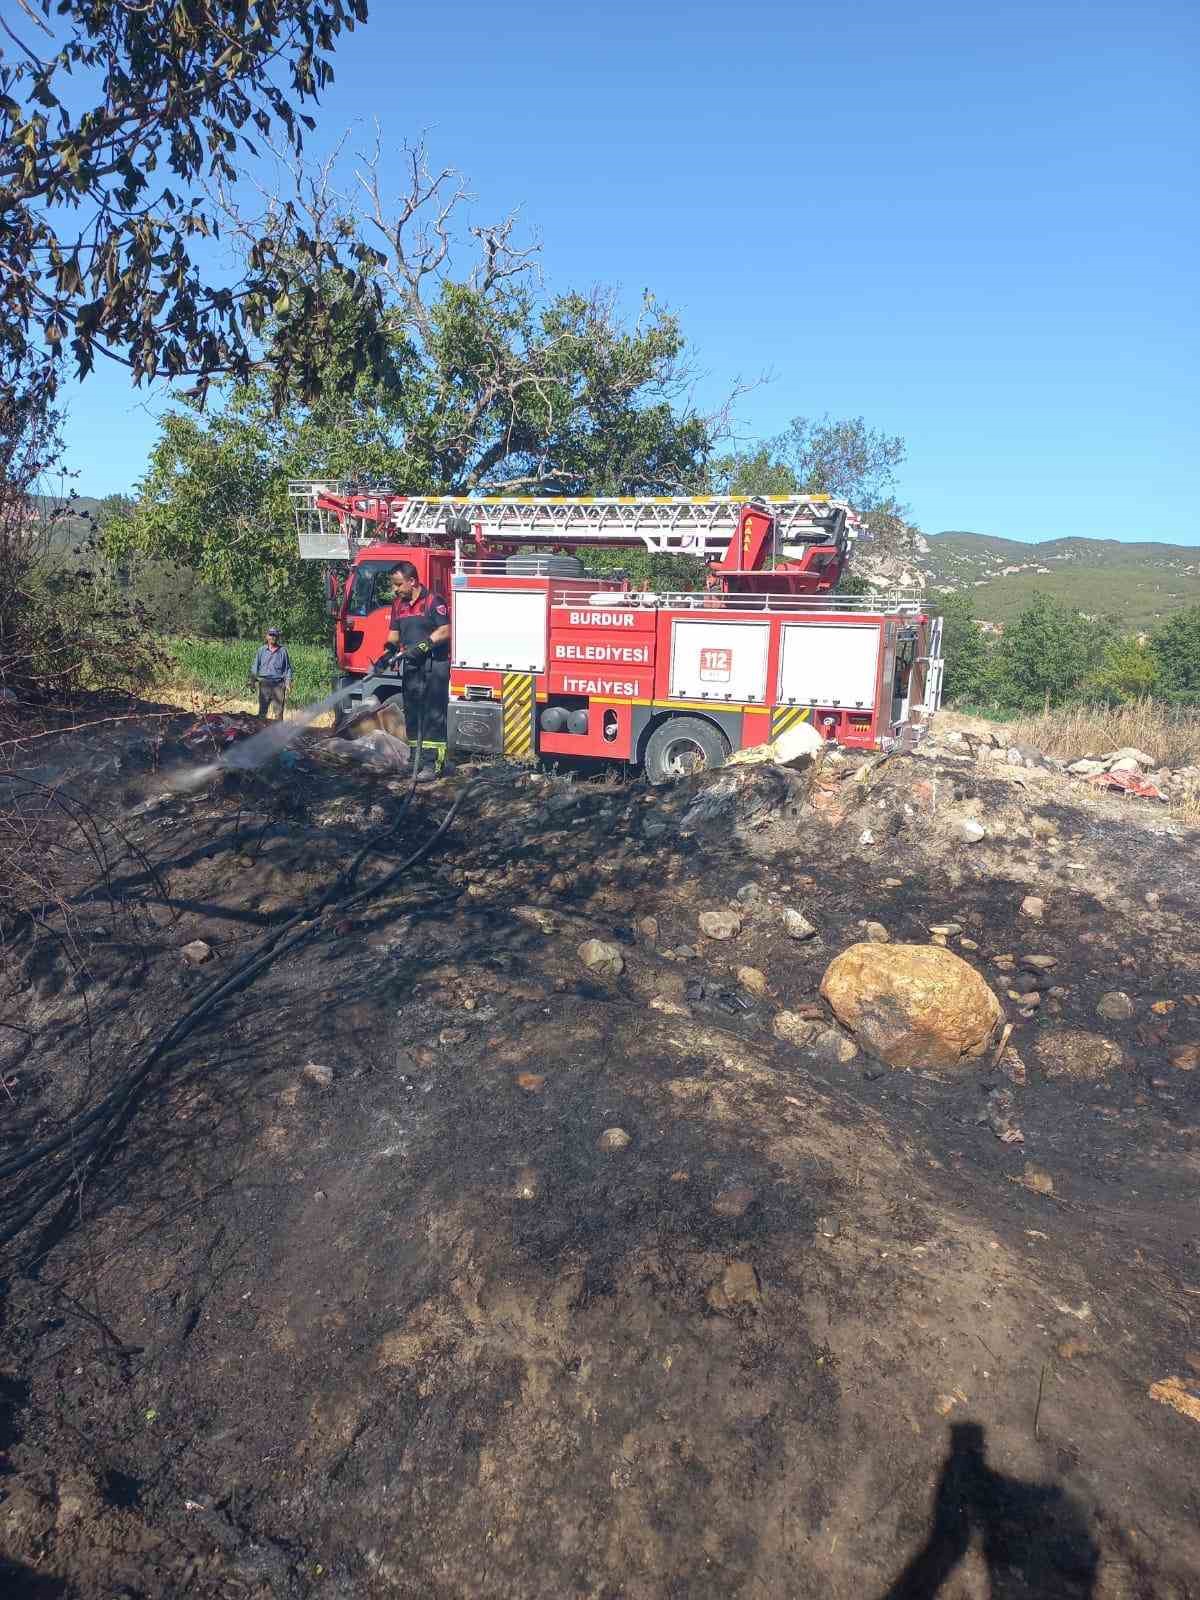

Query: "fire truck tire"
<box><xmin>643</xmin><ymin>717</ymin><xmax>729</xmax><ymax>785</ymax></box>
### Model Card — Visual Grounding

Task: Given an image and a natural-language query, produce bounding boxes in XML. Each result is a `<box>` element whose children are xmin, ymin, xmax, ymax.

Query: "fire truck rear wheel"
<box><xmin>643</xmin><ymin>717</ymin><xmax>728</xmax><ymax>785</ymax></box>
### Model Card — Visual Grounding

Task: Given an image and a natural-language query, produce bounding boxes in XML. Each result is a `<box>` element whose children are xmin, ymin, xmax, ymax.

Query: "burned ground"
<box><xmin>2</xmin><ymin>718</ymin><xmax>1199</xmax><ymax>1598</ymax></box>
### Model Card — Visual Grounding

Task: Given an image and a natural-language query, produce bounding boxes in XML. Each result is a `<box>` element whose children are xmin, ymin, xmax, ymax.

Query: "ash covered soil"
<box><xmin>2</xmin><ymin>715</ymin><xmax>1200</xmax><ymax>1599</ymax></box>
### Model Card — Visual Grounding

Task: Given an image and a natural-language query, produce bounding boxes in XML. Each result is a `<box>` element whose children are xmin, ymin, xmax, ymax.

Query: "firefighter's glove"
<box><xmin>371</xmin><ymin>648</ymin><xmax>398</xmax><ymax>674</ymax></box>
<box><xmin>403</xmin><ymin>640</ymin><xmax>432</xmax><ymax>666</ymax></box>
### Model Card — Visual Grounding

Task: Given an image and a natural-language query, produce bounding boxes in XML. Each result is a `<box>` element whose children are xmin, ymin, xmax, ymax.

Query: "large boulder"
<box><xmin>819</xmin><ymin>942</ymin><xmax>1003</xmax><ymax>1071</ymax></box>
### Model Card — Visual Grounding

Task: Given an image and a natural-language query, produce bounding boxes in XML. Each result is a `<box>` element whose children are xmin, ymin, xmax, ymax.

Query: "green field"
<box><xmin>166</xmin><ymin>637</ymin><xmax>333</xmax><ymax>705</ymax></box>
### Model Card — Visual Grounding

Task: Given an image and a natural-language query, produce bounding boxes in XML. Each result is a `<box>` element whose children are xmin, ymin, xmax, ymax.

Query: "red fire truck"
<box><xmin>291</xmin><ymin>483</ymin><xmax>943</xmax><ymax>781</ymax></box>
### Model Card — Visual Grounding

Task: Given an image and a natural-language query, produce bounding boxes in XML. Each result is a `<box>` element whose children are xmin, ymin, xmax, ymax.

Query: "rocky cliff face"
<box><xmin>851</xmin><ymin>514</ymin><xmax>931</xmax><ymax>591</ymax></box>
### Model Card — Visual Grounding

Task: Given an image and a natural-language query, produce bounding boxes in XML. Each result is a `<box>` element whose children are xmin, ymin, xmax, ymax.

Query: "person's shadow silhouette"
<box><xmin>880</xmin><ymin>1422</ymin><xmax>1098</xmax><ymax>1599</ymax></box>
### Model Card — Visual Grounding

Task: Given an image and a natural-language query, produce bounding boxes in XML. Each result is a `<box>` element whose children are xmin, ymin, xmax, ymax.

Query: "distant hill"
<box><xmin>924</xmin><ymin>531</ymin><xmax>1200</xmax><ymax>628</ymax></box>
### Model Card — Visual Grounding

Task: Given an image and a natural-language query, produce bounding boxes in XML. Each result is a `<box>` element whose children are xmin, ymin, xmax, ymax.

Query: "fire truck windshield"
<box><xmin>346</xmin><ymin>561</ymin><xmax>396</xmax><ymax>617</ymax></box>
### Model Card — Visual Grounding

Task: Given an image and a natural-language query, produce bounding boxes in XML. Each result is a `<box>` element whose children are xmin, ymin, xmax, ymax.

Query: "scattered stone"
<box><xmin>636</xmin><ymin>915</ymin><xmax>660</xmax><ymax>943</ymax></box>
<box><xmin>1022</xmin><ymin>954</ymin><xmax>1058</xmax><ymax>971</ymax></box>
<box><xmin>1057</xmin><ymin>1338</ymin><xmax>1092</xmax><ymax>1360</ymax></box>
<box><xmin>515</xmin><ymin>1072</ymin><xmax>546</xmax><ymax>1092</ymax></box>
<box><xmin>929</xmin><ymin>923</ymin><xmax>962</xmax><ymax>936</ymax></box>
<box><xmin>712</xmin><ymin>1186</ymin><xmax>756</xmax><ymax>1218</ymax></box>
<box><xmin>859</xmin><ymin>829</ymin><xmax>875</xmax><ymax>846</ymax></box>
<box><xmin>1148</xmin><ymin>1376</ymin><xmax>1200</xmax><ymax>1425</ymax></box>
<box><xmin>999</xmin><ymin>1045</ymin><xmax>1027</xmax><ymax>1085</ymax></box>
<box><xmin>1169</xmin><ymin>1044</ymin><xmax>1200</xmax><ymax>1072</ymax></box>
<box><xmin>512</xmin><ymin>1167</ymin><xmax>540</xmax><ymax>1201</ymax></box>
<box><xmin>578</xmin><ymin>938</ymin><xmax>624</xmax><ymax>977</ymax></box>
<box><xmin>782</xmin><ymin>907</ymin><xmax>817</xmax><ymax>940</ymax></box>
<box><xmin>955</xmin><ymin>818</ymin><xmax>987</xmax><ymax>843</ymax></box>
<box><xmin>1036</xmin><ymin>1029</ymin><xmax>1124</xmax><ymax>1082</ymax></box>
<box><xmin>1096</xmin><ymin>991</ymin><xmax>1135</xmax><ymax>1022</ymax></box>
<box><xmin>439</xmin><ymin>1027</ymin><xmax>468</xmax><ymax>1046</ymax></box>
<box><xmin>181</xmin><ymin>939</ymin><xmax>213</xmax><ymax>965</ymax></box>
<box><xmin>1008</xmin><ymin>990</ymin><xmax>1041</xmax><ymax>1007</ymax></box>
<box><xmin>1068</xmin><ymin>759</ymin><xmax>1106</xmax><ymax>776</ymax></box>
<box><xmin>773</xmin><ymin>1011</ymin><xmax>821</xmax><ymax>1048</ymax></box>
<box><xmin>707</xmin><ymin>1260</ymin><xmax>761</xmax><ymax>1312</ymax></box>
<box><xmin>811</xmin><ymin>1027</ymin><xmax>859</xmax><ymax>1065</ymax></box>
<box><xmin>980</xmin><ymin>1086</ymin><xmax>1024</xmax><ymax>1144</ymax></box>
<box><xmin>734</xmin><ymin>882</ymin><xmax>762</xmax><ymax>906</ymax></box>
<box><xmin>699</xmin><ymin>909</ymin><xmax>742</xmax><ymax>942</ymax></box>
<box><xmin>597</xmin><ymin>1127</ymin><xmax>631</xmax><ymax>1152</ymax></box>
<box><xmin>1021</xmin><ymin>1162</ymin><xmax>1055</xmax><ymax>1195</ymax></box>
<box><xmin>820</xmin><ymin>942</ymin><xmax>1004</xmax><ymax>1072</ymax></box>
<box><xmin>1020</xmin><ymin>896</ymin><xmax>1045</xmax><ymax>921</ymax></box>
<box><xmin>960</xmin><ymin>937</ymin><xmax>980</xmax><ymax>952</ymax></box>
<box><xmin>737</xmin><ymin>966</ymin><xmax>769</xmax><ymax>996</ymax></box>
<box><xmin>883</xmin><ymin>877</ymin><xmax>905</xmax><ymax>888</ymax></box>
<box><xmin>860</xmin><ymin>921</ymin><xmax>890</xmax><ymax>943</ymax></box>
<box><xmin>816</xmin><ymin>1215</ymin><xmax>840</xmax><ymax>1239</ymax></box>
<box><xmin>772</xmin><ymin>722</ymin><xmax>825</xmax><ymax>767</ymax></box>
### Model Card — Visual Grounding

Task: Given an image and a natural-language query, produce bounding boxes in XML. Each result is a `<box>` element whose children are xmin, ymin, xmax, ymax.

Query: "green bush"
<box><xmin>1149</xmin><ymin>607</ymin><xmax>1200</xmax><ymax>697</ymax></box>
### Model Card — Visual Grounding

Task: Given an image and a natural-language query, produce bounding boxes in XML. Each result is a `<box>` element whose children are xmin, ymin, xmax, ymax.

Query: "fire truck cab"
<box><xmin>291</xmin><ymin>483</ymin><xmax>944</xmax><ymax>779</ymax></box>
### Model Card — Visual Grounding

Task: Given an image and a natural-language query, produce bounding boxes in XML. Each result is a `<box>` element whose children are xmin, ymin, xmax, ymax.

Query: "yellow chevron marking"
<box><xmin>502</xmin><ymin>672</ymin><xmax>535</xmax><ymax>759</ymax></box>
<box><xmin>770</xmin><ymin>705</ymin><xmax>813</xmax><ymax>738</ymax></box>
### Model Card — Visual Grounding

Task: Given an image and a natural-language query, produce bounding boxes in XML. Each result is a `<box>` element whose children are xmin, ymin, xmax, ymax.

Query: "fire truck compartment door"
<box><xmin>669</xmin><ymin>621</ymin><xmax>770</xmax><ymax>701</ymax></box>
<box><xmin>453</xmin><ymin>589</ymin><xmax>547</xmax><ymax>672</ymax></box>
<box><xmin>778</xmin><ymin>623</ymin><xmax>880</xmax><ymax>709</ymax></box>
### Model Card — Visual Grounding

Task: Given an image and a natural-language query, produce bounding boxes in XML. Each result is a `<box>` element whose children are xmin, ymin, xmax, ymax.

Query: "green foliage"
<box><xmin>1084</xmin><ymin>636</ymin><xmax>1161</xmax><ymax>704</ymax></box>
<box><xmin>168</xmin><ymin>638</ymin><xmax>331</xmax><ymax>706</ymax></box>
<box><xmin>930</xmin><ymin>591</ymin><xmax>991</xmax><ymax>704</ymax></box>
<box><xmin>714</xmin><ymin>416</ymin><xmax>905</xmax><ymax>507</ymax></box>
<box><xmin>0</xmin><ymin>1</ymin><xmax>378</xmax><ymax>401</ymax></box>
<box><xmin>990</xmin><ymin>594</ymin><xmax>1112</xmax><ymax>710</ymax></box>
<box><xmin>1149</xmin><ymin>607</ymin><xmax>1200</xmax><ymax>696</ymax></box>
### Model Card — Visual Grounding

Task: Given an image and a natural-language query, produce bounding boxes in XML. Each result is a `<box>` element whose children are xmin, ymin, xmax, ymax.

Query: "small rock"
<box><xmin>1109</xmin><ymin>756</ymin><xmax>1142</xmax><ymax>774</ymax></box>
<box><xmin>859</xmin><ymin>829</ymin><xmax>875</xmax><ymax>846</ymax></box>
<box><xmin>181</xmin><ymin>939</ymin><xmax>213</xmax><ymax>965</ymax></box>
<box><xmin>578</xmin><ymin>938</ymin><xmax>624</xmax><ymax>977</ymax></box>
<box><xmin>699</xmin><ymin>909</ymin><xmax>742</xmax><ymax>942</ymax></box>
<box><xmin>816</xmin><ymin>1215</ymin><xmax>840</xmax><ymax>1239</ymax></box>
<box><xmin>734</xmin><ymin>883</ymin><xmax>762</xmax><ymax>906</ymax></box>
<box><xmin>811</xmin><ymin>1027</ymin><xmax>859</xmax><ymax>1065</ymax></box>
<box><xmin>636</xmin><ymin>915</ymin><xmax>660</xmax><ymax>943</ymax></box>
<box><xmin>1022</xmin><ymin>1163</ymin><xmax>1055</xmax><ymax>1195</ymax></box>
<box><xmin>1169</xmin><ymin>1044</ymin><xmax>1200</xmax><ymax>1072</ymax></box>
<box><xmin>1022</xmin><ymin>954</ymin><xmax>1058</xmax><ymax>971</ymax></box>
<box><xmin>929</xmin><ymin>923</ymin><xmax>962</xmax><ymax>936</ymax></box>
<box><xmin>1036</xmin><ymin>1029</ymin><xmax>1124</xmax><ymax>1081</ymax></box>
<box><xmin>1008</xmin><ymin>990</ymin><xmax>1041</xmax><ymax>1007</ymax></box>
<box><xmin>980</xmin><ymin>1086</ymin><xmax>1024</xmax><ymax>1143</ymax></box>
<box><xmin>737</xmin><ymin>966</ymin><xmax>769</xmax><ymax>996</ymax></box>
<box><xmin>1057</xmin><ymin>1337</ymin><xmax>1092</xmax><ymax>1360</ymax></box>
<box><xmin>303</xmin><ymin>1061</ymin><xmax>334</xmax><ymax>1088</ymax></box>
<box><xmin>1020</xmin><ymin>896</ymin><xmax>1045</xmax><ymax>921</ymax></box>
<box><xmin>1096</xmin><ymin>991</ymin><xmax>1134</xmax><ymax>1022</ymax></box>
<box><xmin>1068</xmin><ymin>759</ymin><xmax>1106</xmax><ymax>776</ymax></box>
<box><xmin>712</xmin><ymin>1186</ymin><xmax>756</xmax><ymax>1218</ymax></box>
<box><xmin>773</xmin><ymin>1011</ymin><xmax>820</xmax><ymax>1048</ymax></box>
<box><xmin>515</xmin><ymin>1072</ymin><xmax>546</xmax><ymax>1092</ymax></box>
<box><xmin>859</xmin><ymin>920</ymin><xmax>890</xmax><ymax>943</ymax></box>
<box><xmin>955</xmin><ymin>818</ymin><xmax>987</xmax><ymax>843</ymax></box>
<box><xmin>707</xmin><ymin>1260</ymin><xmax>761</xmax><ymax>1312</ymax></box>
<box><xmin>597</xmin><ymin>1127</ymin><xmax>631</xmax><ymax>1152</ymax></box>
<box><xmin>439</xmin><ymin>1027</ymin><xmax>468</xmax><ymax>1046</ymax></box>
<box><xmin>513</xmin><ymin>1167</ymin><xmax>540</xmax><ymax>1200</ymax></box>
<box><xmin>960</xmin><ymin>937</ymin><xmax>980</xmax><ymax>952</ymax></box>
<box><xmin>782</xmin><ymin>907</ymin><xmax>817</xmax><ymax>940</ymax></box>
<box><xmin>883</xmin><ymin>877</ymin><xmax>904</xmax><ymax>888</ymax></box>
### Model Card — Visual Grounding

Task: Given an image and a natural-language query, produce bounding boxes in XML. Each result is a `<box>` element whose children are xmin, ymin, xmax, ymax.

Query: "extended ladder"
<box><xmin>290</xmin><ymin>481</ymin><xmax>860</xmax><ymax>561</ymax></box>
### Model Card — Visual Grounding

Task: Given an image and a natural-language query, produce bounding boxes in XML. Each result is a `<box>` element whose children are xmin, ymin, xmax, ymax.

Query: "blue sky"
<box><xmin>56</xmin><ymin>0</ymin><xmax>1197</xmax><ymax>542</ymax></box>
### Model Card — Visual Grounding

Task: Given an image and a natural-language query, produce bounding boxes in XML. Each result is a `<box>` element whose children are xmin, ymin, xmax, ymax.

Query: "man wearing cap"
<box><xmin>248</xmin><ymin>627</ymin><xmax>294</xmax><ymax>720</ymax></box>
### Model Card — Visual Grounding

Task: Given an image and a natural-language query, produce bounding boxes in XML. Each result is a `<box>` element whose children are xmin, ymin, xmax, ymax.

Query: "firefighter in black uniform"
<box><xmin>375</xmin><ymin>560</ymin><xmax>451</xmax><ymax>769</ymax></box>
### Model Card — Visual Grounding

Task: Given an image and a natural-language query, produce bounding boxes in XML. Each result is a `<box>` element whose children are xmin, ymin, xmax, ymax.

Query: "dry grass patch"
<box><xmin>1008</xmin><ymin>700</ymin><xmax>1200</xmax><ymax>769</ymax></box>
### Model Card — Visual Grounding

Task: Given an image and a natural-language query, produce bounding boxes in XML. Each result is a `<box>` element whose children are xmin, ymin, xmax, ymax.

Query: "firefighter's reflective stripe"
<box><xmin>502</xmin><ymin>672</ymin><xmax>535</xmax><ymax>758</ymax></box>
<box><xmin>770</xmin><ymin>704</ymin><xmax>813</xmax><ymax>739</ymax></box>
